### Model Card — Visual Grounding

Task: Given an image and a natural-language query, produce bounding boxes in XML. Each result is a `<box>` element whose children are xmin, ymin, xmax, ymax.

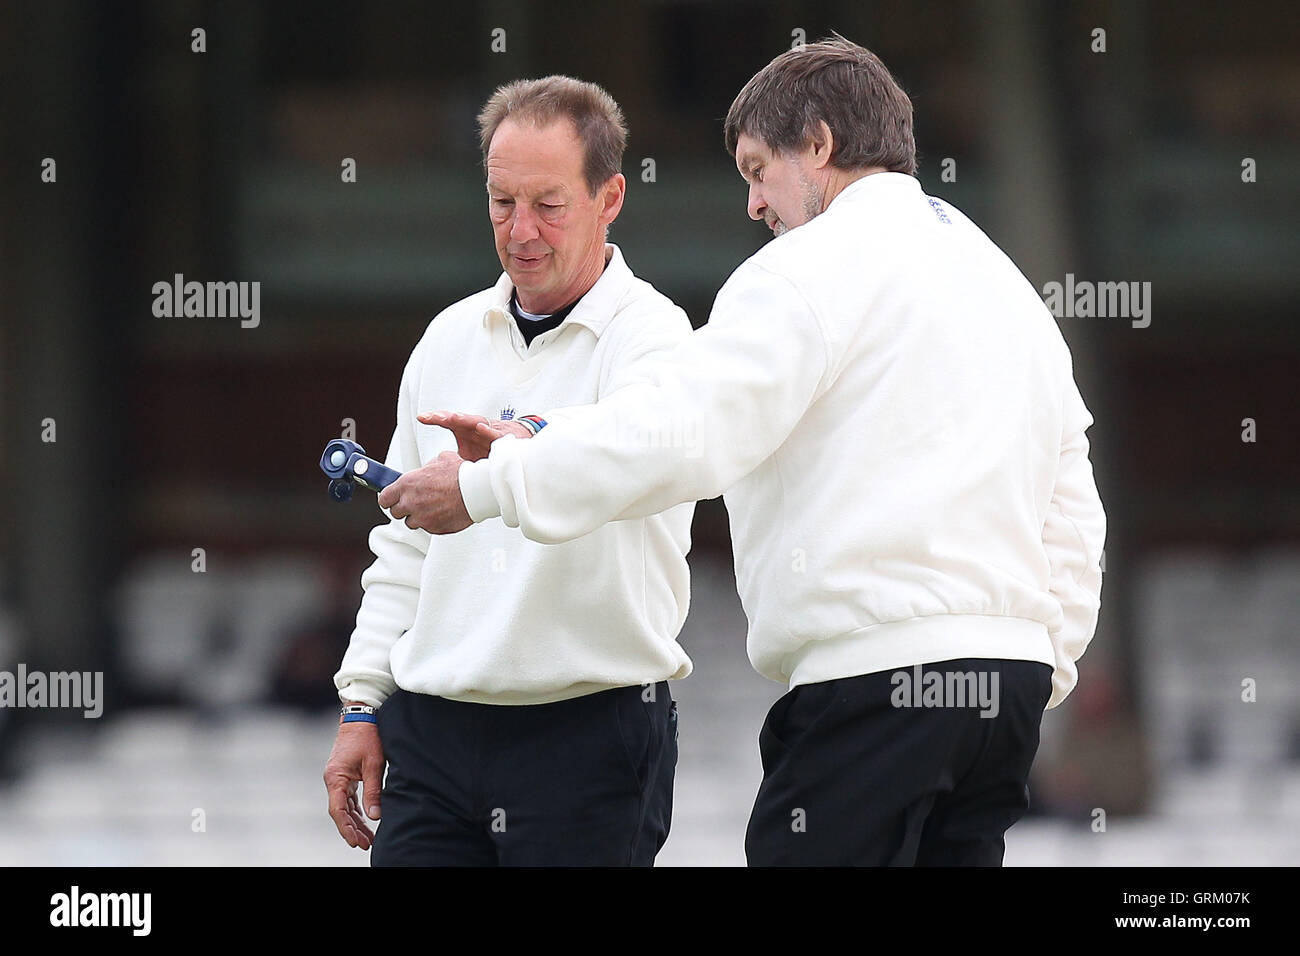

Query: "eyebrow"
<box><xmin>485</xmin><ymin>181</ymin><xmax>567</xmax><ymax>202</ymax></box>
<box><xmin>737</xmin><ymin>156</ymin><xmax>759</xmax><ymax>181</ymax></box>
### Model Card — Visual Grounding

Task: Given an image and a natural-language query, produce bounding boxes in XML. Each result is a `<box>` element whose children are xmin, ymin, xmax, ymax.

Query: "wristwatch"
<box><xmin>339</xmin><ymin>703</ymin><xmax>378</xmax><ymax>724</ymax></box>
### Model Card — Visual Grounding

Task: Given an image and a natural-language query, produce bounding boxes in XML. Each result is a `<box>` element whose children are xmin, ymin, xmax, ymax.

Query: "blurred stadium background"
<box><xmin>1</xmin><ymin>0</ymin><xmax>1297</xmax><ymax>865</ymax></box>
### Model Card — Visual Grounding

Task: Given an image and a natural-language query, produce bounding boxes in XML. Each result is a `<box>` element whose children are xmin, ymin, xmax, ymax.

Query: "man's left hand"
<box><xmin>377</xmin><ymin>450</ymin><xmax>473</xmax><ymax>534</ymax></box>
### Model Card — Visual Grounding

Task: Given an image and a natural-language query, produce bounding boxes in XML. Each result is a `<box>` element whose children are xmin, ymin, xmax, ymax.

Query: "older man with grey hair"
<box><xmin>324</xmin><ymin>75</ymin><xmax>695</xmax><ymax>866</ymax></box>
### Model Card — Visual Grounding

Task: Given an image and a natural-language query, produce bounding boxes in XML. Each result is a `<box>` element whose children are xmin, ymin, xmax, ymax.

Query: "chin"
<box><xmin>509</xmin><ymin>270</ymin><xmax>542</xmax><ymax>289</ymax></box>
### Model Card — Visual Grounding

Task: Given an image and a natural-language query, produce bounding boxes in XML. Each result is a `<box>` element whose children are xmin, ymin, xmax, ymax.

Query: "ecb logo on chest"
<box><xmin>499</xmin><ymin>406</ymin><xmax>516</xmax><ymax>421</ymax></box>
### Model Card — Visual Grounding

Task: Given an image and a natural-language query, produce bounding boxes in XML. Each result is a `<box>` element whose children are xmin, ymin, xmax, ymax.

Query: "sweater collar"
<box><xmin>484</xmin><ymin>243</ymin><xmax>632</xmax><ymax>339</ymax></box>
<box><xmin>827</xmin><ymin>171</ymin><xmax>921</xmax><ymax>210</ymax></box>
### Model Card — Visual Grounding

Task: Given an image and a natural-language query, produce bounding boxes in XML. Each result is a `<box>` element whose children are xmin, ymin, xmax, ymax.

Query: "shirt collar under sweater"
<box><xmin>483</xmin><ymin>243</ymin><xmax>631</xmax><ymax>340</ymax></box>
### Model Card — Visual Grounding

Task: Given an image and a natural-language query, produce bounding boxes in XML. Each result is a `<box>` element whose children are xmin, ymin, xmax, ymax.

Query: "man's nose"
<box><xmin>747</xmin><ymin>183</ymin><xmax>766</xmax><ymax>222</ymax></box>
<box><xmin>509</xmin><ymin>204</ymin><xmax>539</xmax><ymax>242</ymax></box>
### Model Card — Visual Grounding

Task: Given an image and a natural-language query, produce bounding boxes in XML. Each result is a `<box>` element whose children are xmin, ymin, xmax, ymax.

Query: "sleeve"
<box><xmin>1041</xmin><ymin>374</ymin><xmax>1107</xmax><ymax>709</ymax></box>
<box><xmin>457</xmin><ymin>262</ymin><xmax>833</xmax><ymax>544</ymax></box>
<box><xmin>333</xmin><ymin>345</ymin><xmax>431</xmax><ymax>707</ymax></box>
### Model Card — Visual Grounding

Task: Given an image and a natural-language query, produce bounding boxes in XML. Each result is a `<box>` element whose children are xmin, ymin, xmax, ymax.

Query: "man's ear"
<box><xmin>807</xmin><ymin>120</ymin><xmax>835</xmax><ymax>171</ymax></box>
<box><xmin>600</xmin><ymin>173</ymin><xmax>627</xmax><ymax>226</ymax></box>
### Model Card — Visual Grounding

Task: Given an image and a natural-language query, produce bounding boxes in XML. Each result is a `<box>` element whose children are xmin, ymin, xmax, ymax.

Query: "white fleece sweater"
<box><xmin>335</xmin><ymin>245</ymin><xmax>695</xmax><ymax>707</ymax></box>
<box><xmin>460</xmin><ymin>173</ymin><xmax>1107</xmax><ymax>709</ymax></box>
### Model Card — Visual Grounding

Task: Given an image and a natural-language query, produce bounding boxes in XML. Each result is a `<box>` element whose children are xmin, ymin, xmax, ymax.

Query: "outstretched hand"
<box><xmin>418</xmin><ymin>410</ymin><xmax>533</xmax><ymax>462</ymax></box>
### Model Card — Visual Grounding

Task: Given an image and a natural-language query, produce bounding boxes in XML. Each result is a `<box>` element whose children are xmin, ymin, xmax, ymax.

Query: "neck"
<box><xmin>818</xmin><ymin>166</ymin><xmax>890</xmax><ymax>213</ymax></box>
<box><xmin>516</xmin><ymin>243</ymin><xmax>610</xmax><ymax>315</ymax></box>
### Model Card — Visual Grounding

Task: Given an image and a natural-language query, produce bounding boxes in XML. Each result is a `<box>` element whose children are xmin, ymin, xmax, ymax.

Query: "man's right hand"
<box><xmin>324</xmin><ymin>715</ymin><xmax>385</xmax><ymax>850</ymax></box>
<box><xmin>418</xmin><ymin>410</ymin><xmax>533</xmax><ymax>461</ymax></box>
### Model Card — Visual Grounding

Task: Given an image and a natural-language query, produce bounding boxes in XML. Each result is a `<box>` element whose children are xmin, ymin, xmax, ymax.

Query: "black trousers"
<box><xmin>745</xmin><ymin>658</ymin><xmax>1053</xmax><ymax>866</ymax></box>
<box><xmin>371</xmin><ymin>682</ymin><xmax>677</xmax><ymax>866</ymax></box>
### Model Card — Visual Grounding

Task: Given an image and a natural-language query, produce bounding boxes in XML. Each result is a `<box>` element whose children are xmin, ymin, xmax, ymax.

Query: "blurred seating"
<box><xmin>113</xmin><ymin>553</ymin><xmax>331</xmax><ymax>708</ymax></box>
<box><xmin>1137</xmin><ymin>548</ymin><xmax>1300</xmax><ymax>822</ymax></box>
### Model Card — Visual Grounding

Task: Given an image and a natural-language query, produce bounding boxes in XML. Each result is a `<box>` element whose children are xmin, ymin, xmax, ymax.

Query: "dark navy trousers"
<box><xmin>745</xmin><ymin>658</ymin><xmax>1053</xmax><ymax>866</ymax></box>
<box><xmin>371</xmin><ymin>682</ymin><xmax>677</xmax><ymax>866</ymax></box>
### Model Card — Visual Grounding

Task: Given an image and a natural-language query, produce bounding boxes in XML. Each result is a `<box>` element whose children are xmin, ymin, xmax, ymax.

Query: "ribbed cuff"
<box><xmin>335</xmin><ymin>680</ymin><xmax>391</xmax><ymax>709</ymax></box>
<box><xmin>459</xmin><ymin>457</ymin><xmax>503</xmax><ymax>522</ymax></box>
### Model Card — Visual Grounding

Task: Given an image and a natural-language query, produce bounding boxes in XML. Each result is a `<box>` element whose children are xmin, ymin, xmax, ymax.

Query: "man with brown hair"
<box><xmin>323</xmin><ymin>76</ymin><xmax>695</xmax><ymax>866</ymax></box>
<box><xmin>400</xmin><ymin>37</ymin><xmax>1106</xmax><ymax>866</ymax></box>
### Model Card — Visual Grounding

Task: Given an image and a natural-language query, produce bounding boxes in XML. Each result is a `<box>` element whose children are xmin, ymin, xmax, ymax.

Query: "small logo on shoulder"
<box><xmin>927</xmin><ymin>197</ymin><xmax>952</xmax><ymax>225</ymax></box>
